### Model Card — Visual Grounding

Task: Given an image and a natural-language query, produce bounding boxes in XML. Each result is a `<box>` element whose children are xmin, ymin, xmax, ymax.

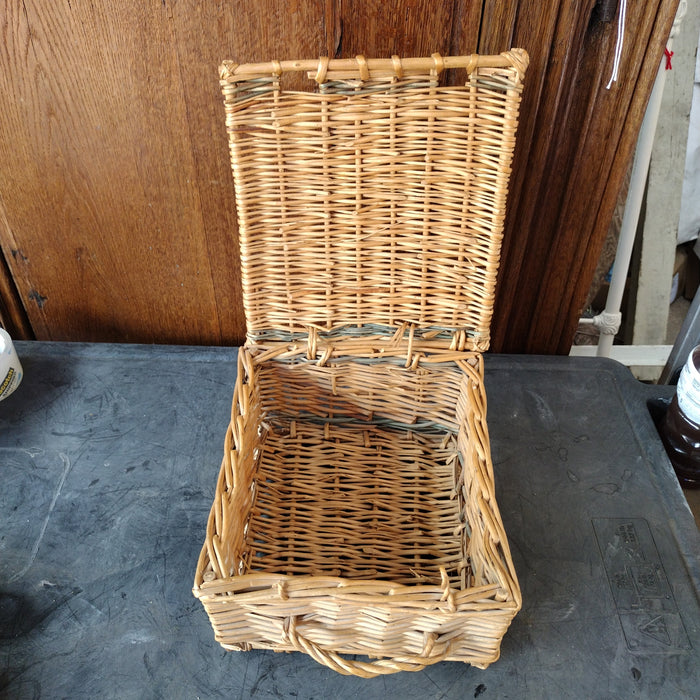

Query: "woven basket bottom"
<box><xmin>243</xmin><ymin>419</ymin><xmax>470</xmax><ymax>588</ymax></box>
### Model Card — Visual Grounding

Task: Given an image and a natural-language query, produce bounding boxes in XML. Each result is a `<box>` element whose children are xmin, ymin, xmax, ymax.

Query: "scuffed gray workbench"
<box><xmin>1</xmin><ymin>342</ymin><xmax>699</xmax><ymax>698</ymax></box>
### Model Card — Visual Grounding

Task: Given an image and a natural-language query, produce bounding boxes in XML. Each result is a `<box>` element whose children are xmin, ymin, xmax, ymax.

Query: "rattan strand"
<box><xmin>246</xmin><ymin>423</ymin><xmax>465</xmax><ymax>585</ymax></box>
<box><xmin>194</xmin><ymin>345</ymin><xmax>521</xmax><ymax>674</ymax></box>
<box><xmin>194</xmin><ymin>51</ymin><xmax>527</xmax><ymax>677</ymax></box>
<box><xmin>219</xmin><ymin>50</ymin><xmax>528</xmax><ymax>82</ymax></box>
<box><xmin>222</xmin><ymin>55</ymin><xmax>526</xmax><ymax>351</ymax></box>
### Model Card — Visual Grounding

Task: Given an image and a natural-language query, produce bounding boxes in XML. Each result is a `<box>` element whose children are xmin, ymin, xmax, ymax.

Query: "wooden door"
<box><xmin>0</xmin><ymin>0</ymin><xmax>679</xmax><ymax>352</ymax></box>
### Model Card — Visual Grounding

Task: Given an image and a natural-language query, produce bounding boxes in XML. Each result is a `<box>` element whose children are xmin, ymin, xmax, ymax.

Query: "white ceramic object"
<box><xmin>0</xmin><ymin>328</ymin><xmax>23</xmax><ymax>400</ymax></box>
<box><xmin>677</xmin><ymin>345</ymin><xmax>700</xmax><ymax>425</ymax></box>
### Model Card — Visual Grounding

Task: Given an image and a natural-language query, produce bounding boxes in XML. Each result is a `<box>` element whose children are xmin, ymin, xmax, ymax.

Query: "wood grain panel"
<box><xmin>0</xmin><ymin>1</ymin><xmax>328</xmax><ymax>344</ymax></box>
<box><xmin>167</xmin><ymin>1</ymin><xmax>329</xmax><ymax>342</ymax></box>
<box><xmin>491</xmin><ymin>0</ymin><xmax>596</xmax><ymax>352</ymax></box>
<box><xmin>0</xmin><ymin>1</ymin><xmax>215</xmax><ymax>342</ymax></box>
<box><xmin>478</xmin><ymin>0</ymin><xmax>518</xmax><ymax>52</ymax></box>
<box><xmin>331</xmin><ymin>0</ymin><xmax>456</xmax><ymax>57</ymax></box>
<box><xmin>0</xmin><ymin>197</ymin><xmax>33</xmax><ymax>338</ymax></box>
<box><xmin>450</xmin><ymin>0</ymin><xmax>484</xmax><ymax>51</ymax></box>
<box><xmin>0</xmin><ymin>254</ymin><xmax>32</xmax><ymax>339</ymax></box>
<box><xmin>489</xmin><ymin>0</ymin><xmax>680</xmax><ymax>353</ymax></box>
<box><xmin>0</xmin><ymin>0</ymin><xmax>683</xmax><ymax>352</ymax></box>
<box><xmin>551</xmin><ymin>2</ymin><xmax>680</xmax><ymax>353</ymax></box>
<box><xmin>448</xmin><ymin>0</ymin><xmax>487</xmax><ymax>83</ymax></box>
<box><xmin>494</xmin><ymin>0</ymin><xmax>564</xmax><ymax>341</ymax></box>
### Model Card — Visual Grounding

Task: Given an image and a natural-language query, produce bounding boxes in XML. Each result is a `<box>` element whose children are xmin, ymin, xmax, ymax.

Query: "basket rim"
<box><xmin>219</xmin><ymin>50</ymin><xmax>529</xmax><ymax>83</ymax></box>
<box><xmin>193</xmin><ymin>571</ymin><xmax>522</xmax><ymax>611</ymax></box>
<box><xmin>244</xmin><ymin>327</ymin><xmax>486</xmax><ymax>368</ymax></box>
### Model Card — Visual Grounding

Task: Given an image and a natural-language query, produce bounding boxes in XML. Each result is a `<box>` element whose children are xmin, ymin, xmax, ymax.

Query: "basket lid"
<box><xmin>220</xmin><ymin>51</ymin><xmax>528</xmax><ymax>352</ymax></box>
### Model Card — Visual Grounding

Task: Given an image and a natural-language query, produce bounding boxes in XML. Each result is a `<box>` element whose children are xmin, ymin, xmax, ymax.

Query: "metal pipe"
<box><xmin>596</xmin><ymin>56</ymin><xmax>671</xmax><ymax>357</ymax></box>
<box><xmin>593</xmin><ymin>1</ymin><xmax>686</xmax><ymax>357</ymax></box>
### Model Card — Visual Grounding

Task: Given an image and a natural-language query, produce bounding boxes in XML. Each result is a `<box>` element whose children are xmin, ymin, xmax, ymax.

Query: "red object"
<box><xmin>664</xmin><ymin>47</ymin><xmax>674</xmax><ymax>70</ymax></box>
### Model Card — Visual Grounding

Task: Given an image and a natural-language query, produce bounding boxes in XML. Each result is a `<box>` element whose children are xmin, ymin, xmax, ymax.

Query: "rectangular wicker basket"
<box><xmin>193</xmin><ymin>50</ymin><xmax>528</xmax><ymax>677</ymax></box>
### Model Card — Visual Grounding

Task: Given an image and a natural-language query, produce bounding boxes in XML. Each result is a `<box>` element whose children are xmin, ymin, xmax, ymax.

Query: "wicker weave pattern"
<box><xmin>195</xmin><ymin>346</ymin><xmax>520</xmax><ymax>672</ymax></box>
<box><xmin>222</xmin><ymin>52</ymin><xmax>526</xmax><ymax>350</ymax></box>
<box><xmin>194</xmin><ymin>52</ymin><xmax>527</xmax><ymax>677</ymax></box>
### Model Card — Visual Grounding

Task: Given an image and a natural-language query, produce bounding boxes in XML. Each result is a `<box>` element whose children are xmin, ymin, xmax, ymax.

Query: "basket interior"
<box><xmin>249</xmin><ymin>421</ymin><xmax>463</xmax><ymax>586</ymax></box>
<box><xmin>234</xmin><ymin>355</ymin><xmax>484</xmax><ymax>588</ymax></box>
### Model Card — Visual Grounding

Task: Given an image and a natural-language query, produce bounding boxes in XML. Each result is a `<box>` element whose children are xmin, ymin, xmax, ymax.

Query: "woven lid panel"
<box><xmin>220</xmin><ymin>52</ymin><xmax>527</xmax><ymax>351</ymax></box>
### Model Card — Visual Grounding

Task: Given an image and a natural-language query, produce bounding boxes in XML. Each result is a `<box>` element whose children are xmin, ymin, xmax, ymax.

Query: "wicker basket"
<box><xmin>194</xmin><ymin>50</ymin><xmax>528</xmax><ymax>677</ymax></box>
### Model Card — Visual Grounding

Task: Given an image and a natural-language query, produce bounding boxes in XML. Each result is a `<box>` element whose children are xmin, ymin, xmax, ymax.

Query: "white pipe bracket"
<box><xmin>593</xmin><ymin>311</ymin><xmax>622</xmax><ymax>335</ymax></box>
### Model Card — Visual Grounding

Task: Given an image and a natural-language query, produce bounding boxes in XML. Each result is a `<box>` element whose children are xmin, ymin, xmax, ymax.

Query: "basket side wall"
<box><xmin>196</xmin><ymin>349</ymin><xmax>264</xmax><ymax>582</ymax></box>
<box><xmin>455</xmin><ymin>363</ymin><xmax>520</xmax><ymax>604</ymax></box>
<box><xmin>196</xmin><ymin>576</ymin><xmax>520</xmax><ymax>668</ymax></box>
<box><xmin>255</xmin><ymin>357</ymin><xmax>466</xmax><ymax>431</ymax></box>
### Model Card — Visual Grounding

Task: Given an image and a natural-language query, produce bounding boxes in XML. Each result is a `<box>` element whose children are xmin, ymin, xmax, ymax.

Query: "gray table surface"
<box><xmin>1</xmin><ymin>342</ymin><xmax>699</xmax><ymax>699</ymax></box>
